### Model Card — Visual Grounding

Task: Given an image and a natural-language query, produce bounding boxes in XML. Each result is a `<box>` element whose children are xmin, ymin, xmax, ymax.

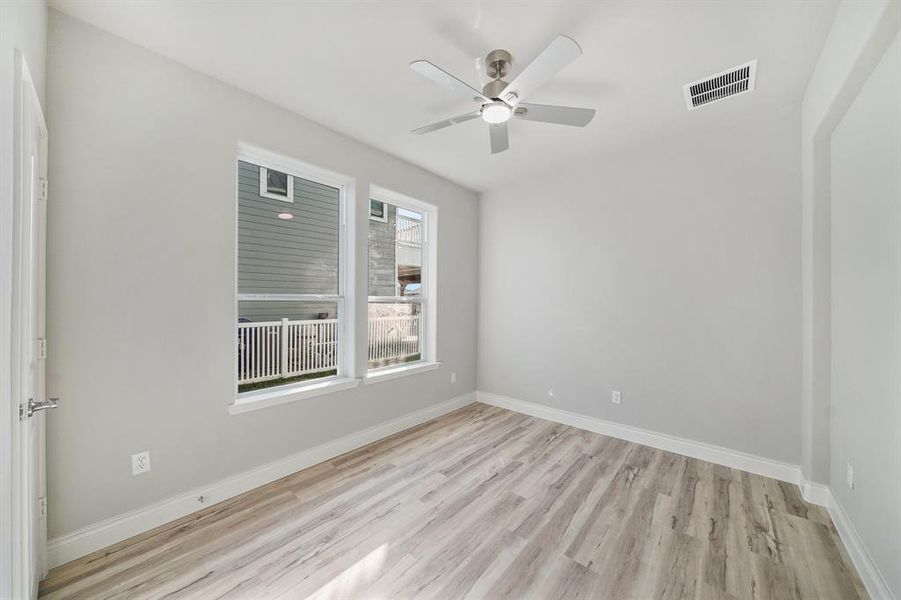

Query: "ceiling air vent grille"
<box><xmin>683</xmin><ymin>60</ymin><xmax>757</xmax><ymax>110</ymax></box>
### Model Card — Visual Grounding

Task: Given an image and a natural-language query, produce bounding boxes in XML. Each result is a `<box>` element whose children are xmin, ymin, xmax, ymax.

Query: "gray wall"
<box><xmin>45</xmin><ymin>11</ymin><xmax>478</xmax><ymax>538</ymax></box>
<box><xmin>829</xmin><ymin>30</ymin><xmax>901</xmax><ymax>598</ymax></box>
<box><xmin>478</xmin><ymin>108</ymin><xmax>802</xmax><ymax>464</ymax></box>
<box><xmin>1</xmin><ymin>1</ymin><xmax>47</xmax><ymax>592</ymax></box>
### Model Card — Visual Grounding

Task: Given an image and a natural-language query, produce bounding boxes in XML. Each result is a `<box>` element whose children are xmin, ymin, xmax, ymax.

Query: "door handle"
<box><xmin>26</xmin><ymin>397</ymin><xmax>59</xmax><ymax>417</ymax></box>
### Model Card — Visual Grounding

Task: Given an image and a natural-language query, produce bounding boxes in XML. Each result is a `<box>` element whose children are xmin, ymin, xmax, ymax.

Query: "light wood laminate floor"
<box><xmin>40</xmin><ymin>404</ymin><xmax>867</xmax><ymax>599</ymax></box>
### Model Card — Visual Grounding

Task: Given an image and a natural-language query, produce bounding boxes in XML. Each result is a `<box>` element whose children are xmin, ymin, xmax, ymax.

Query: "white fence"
<box><xmin>367</xmin><ymin>313</ymin><xmax>421</xmax><ymax>365</ymax></box>
<box><xmin>237</xmin><ymin>315</ymin><xmax>420</xmax><ymax>385</ymax></box>
<box><xmin>395</xmin><ymin>215</ymin><xmax>421</xmax><ymax>246</ymax></box>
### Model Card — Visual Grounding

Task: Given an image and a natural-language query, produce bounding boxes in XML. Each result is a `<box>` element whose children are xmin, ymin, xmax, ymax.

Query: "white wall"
<box><xmin>44</xmin><ymin>11</ymin><xmax>478</xmax><ymax>540</ymax></box>
<box><xmin>830</xmin><ymin>30</ymin><xmax>900</xmax><ymax>599</ymax></box>
<box><xmin>0</xmin><ymin>0</ymin><xmax>47</xmax><ymax>594</ymax></box>
<box><xmin>478</xmin><ymin>107</ymin><xmax>802</xmax><ymax>464</ymax></box>
<box><xmin>800</xmin><ymin>0</ymin><xmax>901</xmax><ymax>486</ymax></box>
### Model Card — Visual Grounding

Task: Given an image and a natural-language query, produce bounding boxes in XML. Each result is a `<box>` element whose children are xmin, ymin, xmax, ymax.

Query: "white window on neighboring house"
<box><xmin>259</xmin><ymin>166</ymin><xmax>294</xmax><ymax>202</ymax></box>
<box><xmin>369</xmin><ymin>199</ymin><xmax>387</xmax><ymax>222</ymax></box>
<box><xmin>367</xmin><ymin>186</ymin><xmax>437</xmax><ymax>372</ymax></box>
<box><xmin>237</xmin><ymin>151</ymin><xmax>348</xmax><ymax>395</ymax></box>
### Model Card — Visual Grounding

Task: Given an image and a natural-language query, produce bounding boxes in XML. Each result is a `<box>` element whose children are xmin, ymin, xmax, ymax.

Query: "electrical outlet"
<box><xmin>451</xmin><ymin>372</ymin><xmax>457</xmax><ymax>384</ymax></box>
<box><xmin>611</xmin><ymin>390</ymin><xmax>622</xmax><ymax>405</ymax></box>
<box><xmin>132</xmin><ymin>451</ymin><xmax>151</xmax><ymax>476</ymax></box>
<box><xmin>548</xmin><ymin>388</ymin><xmax>555</xmax><ymax>398</ymax></box>
<box><xmin>846</xmin><ymin>461</ymin><xmax>854</xmax><ymax>490</ymax></box>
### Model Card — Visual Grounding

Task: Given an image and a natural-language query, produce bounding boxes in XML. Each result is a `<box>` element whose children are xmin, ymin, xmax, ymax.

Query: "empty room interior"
<box><xmin>2</xmin><ymin>0</ymin><xmax>900</xmax><ymax>598</ymax></box>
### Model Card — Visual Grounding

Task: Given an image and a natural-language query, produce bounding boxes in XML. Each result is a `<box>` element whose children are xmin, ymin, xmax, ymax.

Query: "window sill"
<box><xmin>365</xmin><ymin>361</ymin><xmax>441</xmax><ymax>385</ymax></box>
<box><xmin>229</xmin><ymin>377</ymin><xmax>361</xmax><ymax>415</ymax></box>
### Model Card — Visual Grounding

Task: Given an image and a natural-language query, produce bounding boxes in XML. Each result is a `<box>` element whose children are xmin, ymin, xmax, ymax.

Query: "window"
<box><xmin>368</xmin><ymin>186</ymin><xmax>436</xmax><ymax>371</ymax></box>
<box><xmin>259</xmin><ymin>166</ymin><xmax>294</xmax><ymax>202</ymax></box>
<box><xmin>237</xmin><ymin>151</ymin><xmax>347</xmax><ymax>394</ymax></box>
<box><xmin>369</xmin><ymin>199</ymin><xmax>387</xmax><ymax>222</ymax></box>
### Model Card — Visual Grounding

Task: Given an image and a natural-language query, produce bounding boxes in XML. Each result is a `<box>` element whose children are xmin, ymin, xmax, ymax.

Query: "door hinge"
<box><xmin>39</xmin><ymin>178</ymin><xmax>48</xmax><ymax>202</ymax></box>
<box><xmin>37</xmin><ymin>337</ymin><xmax>47</xmax><ymax>359</ymax></box>
<box><xmin>38</xmin><ymin>496</ymin><xmax>47</xmax><ymax>518</ymax></box>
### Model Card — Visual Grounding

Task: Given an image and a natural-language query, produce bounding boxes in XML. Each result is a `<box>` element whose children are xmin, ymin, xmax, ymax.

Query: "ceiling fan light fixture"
<box><xmin>481</xmin><ymin>101</ymin><xmax>512</xmax><ymax>124</ymax></box>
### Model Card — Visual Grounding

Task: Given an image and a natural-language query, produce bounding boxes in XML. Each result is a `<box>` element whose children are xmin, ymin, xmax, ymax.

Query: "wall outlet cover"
<box><xmin>612</xmin><ymin>390</ymin><xmax>622</xmax><ymax>405</ymax></box>
<box><xmin>132</xmin><ymin>451</ymin><xmax>151</xmax><ymax>476</ymax></box>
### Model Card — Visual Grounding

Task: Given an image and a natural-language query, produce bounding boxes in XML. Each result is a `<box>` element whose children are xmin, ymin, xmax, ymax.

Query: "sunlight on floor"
<box><xmin>306</xmin><ymin>543</ymin><xmax>389</xmax><ymax>600</ymax></box>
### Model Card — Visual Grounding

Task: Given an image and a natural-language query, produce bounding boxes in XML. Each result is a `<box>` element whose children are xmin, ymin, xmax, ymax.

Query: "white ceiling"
<box><xmin>51</xmin><ymin>0</ymin><xmax>838</xmax><ymax>192</ymax></box>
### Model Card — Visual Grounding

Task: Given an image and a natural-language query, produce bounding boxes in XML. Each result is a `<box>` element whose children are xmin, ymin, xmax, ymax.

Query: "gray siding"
<box><xmin>368</xmin><ymin>204</ymin><xmax>397</xmax><ymax>296</ymax></box>
<box><xmin>237</xmin><ymin>160</ymin><xmax>339</xmax><ymax>296</ymax></box>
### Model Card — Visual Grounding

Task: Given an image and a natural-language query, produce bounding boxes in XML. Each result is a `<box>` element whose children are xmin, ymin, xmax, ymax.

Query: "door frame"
<box><xmin>9</xmin><ymin>50</ymin><xmax>49</xmax><ymax>599</ymax></box>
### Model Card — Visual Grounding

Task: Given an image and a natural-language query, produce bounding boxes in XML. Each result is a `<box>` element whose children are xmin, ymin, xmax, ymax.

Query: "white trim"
<box><xmin>230</xmin><ymin>377</ymin><xmax>361</xmax><ymax>415</ymax></box>
<box><xmin>368</xmin><ymin>295</ymin><xmax>422</xmax><ymax>304</ymax></box>
<box><xmin>235</xmin><ymin>144</ymin><xmax>354</xmax><ymax>395</ymax></box>
<box><xmin>238</xmin><ymin>144</ymin><xmax>352</xmax><ymax>191</ymax></box>
<box><xmin>258</xmin><ymin>166</ymin><xmax>294</xmax><ymax>203</ymax></box>
<box><xmin>368</xmin><ymin>185</ymin><xmax>438</xmax><ymax>367</ymax></box>
<box><xmin>237</xmin><ymin>293</ymin><xmax>340</xmax><ymax>302</ymax></box>
<box><xmin>827</xmin><ymin>490</ymin><xmax>897</xmax><ymax>600</ymax></box>
<box><xmin>799</xmin><ymin>476</ymin><xmax>831</xmax><ymax>507</ymax></box>
<box><xmin>369</xmin><ymin>185</ymin><xmax>435</xmax><ymax>215</ymax></box>
<box><xmin>48</xmin><ymin>392</ymin><xmax>476</xmax><ymax>567</ymax></box>
<box><xmin>365</xmin><ymin>361</ymin><xmax>440</xmax><ymax>384</ymax></box>
<box><xmin>476</xmin><ymin>391</ymin><xmax>802</xmax><ymax>485</ymax></box>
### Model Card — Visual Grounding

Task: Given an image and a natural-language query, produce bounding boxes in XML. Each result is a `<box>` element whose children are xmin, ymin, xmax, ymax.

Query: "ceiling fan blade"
<box><xmin>489</xmin><ymin>122</ymin><xmax>509</xmax><ymax>154</ymax></box>
<box><xmin>514</xmin><ymin>103</ymin><xmax>595</xmax><ymax>127</ymax></box>
<box><xmin>499</xmin><ymin>35</ymin><xmax>582</xmax><ymax>106</ymax></box>
<box><xmin>410</xmin><ymin>60</ymin><xmax>489</xmax><ymax>104</ymax></box>
<box><xmin>412</xmin><ymin>111</ymin><xmax>482</xmax><ymax>135</ymax></box>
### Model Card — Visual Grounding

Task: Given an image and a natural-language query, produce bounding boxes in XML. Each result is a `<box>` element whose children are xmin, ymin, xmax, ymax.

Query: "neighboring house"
<box><xmin>237</xmin><ymin>161</ymin><xmax>422</xmax><ymax>322</ymax></box>
<box><xmin>237</xmin><ymin>160</ymin><xmax>340</xmax><ymax>322</ymax></box>
<box><xmin>369</xmin><ymin>199</ymin><xmax>422</xmax><ymax>297</ymax></box>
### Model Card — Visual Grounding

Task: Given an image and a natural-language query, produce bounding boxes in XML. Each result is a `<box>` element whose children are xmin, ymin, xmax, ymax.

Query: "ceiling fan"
<box><xmin>409</xmin><ymin>34</ymin><xmax>596</xmax><ymax>154</ymax></box>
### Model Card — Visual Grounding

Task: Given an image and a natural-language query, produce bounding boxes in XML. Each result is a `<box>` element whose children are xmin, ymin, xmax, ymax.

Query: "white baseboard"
<box><xmin>47</xmin><ymin>392</ymin><xmax>475</xmax><ymax>568</ymax></box>
<box><xmin>828</xmin><ymin>490</ymin><xmax>897</xmax><ymax>600</ymax></box>
<box><xmin>799</xmin><ymin>477</ymin><xmax>832</xmax><ymax>507</ymax></box>
<box><xmin>477</xmin><ymin>391</ymin><xmax>803</xmax><ymax>486</ymax></box>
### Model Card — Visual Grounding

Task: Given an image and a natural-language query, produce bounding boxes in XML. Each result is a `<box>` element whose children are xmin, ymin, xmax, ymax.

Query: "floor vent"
<box><xmin>683</xmin><ymin>60</ymin><xmax>757</xmax><ymax>110</ymax></box>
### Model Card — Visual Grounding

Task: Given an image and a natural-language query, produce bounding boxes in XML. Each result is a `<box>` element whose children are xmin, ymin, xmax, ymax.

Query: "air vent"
<box><xmin>683</xmin><ymin>60</ymin><xmax>757</xmax><ymax>110</ymax></box>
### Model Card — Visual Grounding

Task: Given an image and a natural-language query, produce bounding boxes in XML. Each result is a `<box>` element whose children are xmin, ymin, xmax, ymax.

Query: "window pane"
<box><xmin>238</xmin><ymin>160</ymin><xmax>339</xmax><ymax>295</ymax></box>
<box><xmin>238</xmin><ymin>301</ymin><xmax>338</xmax><ymax>392</ymax></box>
<box><xmin>370</xmin><ymin>199</ymin><xmax>385</xmax><ymax>220</ymax></box>
<box><xmin>266</xmin><ymin>169</ymin><xmax>289</xmax><ymax>196</ymax></box>
<box><xmin>368</xmin><ymin>302</ymin><xmax>421</xmax><ymax>369</ymax></box>
<box><xmin>368</xmin><ymin>202</ymin><xmax>422</xmax><ymax>296</ymax></box>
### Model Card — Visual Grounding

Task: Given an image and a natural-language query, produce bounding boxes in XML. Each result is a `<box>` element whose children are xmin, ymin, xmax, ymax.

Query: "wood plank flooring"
<box><xmin>40</xmin><ymin>404</ymin><xmax>867</xmax><ymax>599</ymax></box>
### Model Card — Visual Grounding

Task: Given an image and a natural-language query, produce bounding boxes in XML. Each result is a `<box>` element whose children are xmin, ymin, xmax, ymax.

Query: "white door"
<box><xmin>12</xmin><ymin>52</ymin><xmax>52</xmax><ymax>600</ymax></box>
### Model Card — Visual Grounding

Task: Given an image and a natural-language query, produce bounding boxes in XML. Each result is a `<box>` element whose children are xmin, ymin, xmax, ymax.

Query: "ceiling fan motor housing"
<box><xmin>485</xmin><ymin>49</ymin><xmax>512</xmax><ymax>80</ymax></box>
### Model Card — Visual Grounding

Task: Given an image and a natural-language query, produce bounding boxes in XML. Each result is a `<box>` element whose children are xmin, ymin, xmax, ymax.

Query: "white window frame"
<box><xmin>366</xmin><ymin>185</ymin><xmax>438</xmax><ymax>380</ymax></box>
<box><xmin>233</xmin><ymin>144</ymin><xmax>357</xmax><ymax>412</ymax></box>
<box><xmin>259</xmin><ymin>166</ymin><xmax>294</xmax><ymax>202</ymax></box>
<box><xmin>369</xmin><ymin>198</ymin><xmax>387</xmax><ymax>222</ymax></box>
